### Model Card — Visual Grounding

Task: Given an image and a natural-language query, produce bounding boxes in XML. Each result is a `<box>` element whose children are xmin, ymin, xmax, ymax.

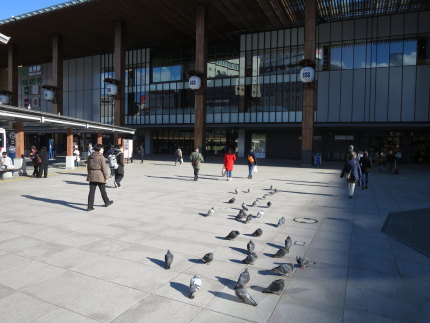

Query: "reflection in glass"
<box><xmin>376</xmin><ymin>42</ymin><xmax>389</xmax><ymax>67</ymax></box>
<box><xmin>403</xmin><ymin>40</ymin><xmax>417</xmax><ymax>66</ymax></box>
<box><xmin>354</xmin><ymin>44</ymin><xmax>366</xmax><ymax>69</ymax></box>
<box><xmin>330</xmin><ymin>46</ymin><xmax>342</xmax><ymax>70</ymax></box>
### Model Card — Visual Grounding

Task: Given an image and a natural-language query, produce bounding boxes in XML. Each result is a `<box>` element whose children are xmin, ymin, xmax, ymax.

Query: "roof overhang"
<box><xmin>0</xmin><ymin>104</ymin><xmax>135</xmax><ymax>134</ymax></box>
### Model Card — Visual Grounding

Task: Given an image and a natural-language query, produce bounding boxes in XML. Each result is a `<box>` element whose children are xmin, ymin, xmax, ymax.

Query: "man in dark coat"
<box><xmin>38</xmin><ymin>146</ymin><xmax>49</xmax><ymax>178</ymax></box>
<box><xmin>114</xmin><ymin>145</ymin><xmax>125</xmax><ymax>188</ymax></box>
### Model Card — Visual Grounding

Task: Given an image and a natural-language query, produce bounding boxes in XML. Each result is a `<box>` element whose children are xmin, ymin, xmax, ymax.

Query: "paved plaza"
<box><xmin>0</xmin><ymin>157</ymin><xmax>429</xmax><ymax>323</ymax></box>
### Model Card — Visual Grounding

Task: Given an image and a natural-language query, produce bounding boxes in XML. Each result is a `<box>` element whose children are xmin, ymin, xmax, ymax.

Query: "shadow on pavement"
<box><xmin>64</xmin><ymin>180</ymin><xmax>87</xmax><ymax>186</ymax></box>
<box><xmin>170</xmin><ymin>282</ymin><xmax>189</xmax><ymax>297</ymax></box>
<box><xmin>229</xmin><ymin>247</ymin><xmax>248</xmax><ymax>255</ymax></box>
<box><xmin>209</xmin><ymin>290</ymin><xmax>237</xmax><ymax>302</ymax></box>
<box><xmin>215</xmin><ymin>276</ymin><xmax>236</xmax><ymax>288</ymax></box>
<box><xmin>147</xmin><ymin>257</ymin><xmax>165</xmax><ymax>268</ymax></box>
<box><xmin>21</xmin><ymin>195</ymin><xmax>87</xmax><ymax>211</ymax></box>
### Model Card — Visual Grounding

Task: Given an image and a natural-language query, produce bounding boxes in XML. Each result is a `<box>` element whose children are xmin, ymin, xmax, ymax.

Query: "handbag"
<box><xmin>247</xmin><ymin>155</ymin><xmax>254</xmax><ymax>163</ymax></box>
<box><xmin>253</xmin><ymin>165</ymin><xmax>258</xmax><ymax>173</ymax></box>
<box><xmin>221</xmin><ymin>167</ymin><xmax>226</xmax><ymax>176</ymax></box>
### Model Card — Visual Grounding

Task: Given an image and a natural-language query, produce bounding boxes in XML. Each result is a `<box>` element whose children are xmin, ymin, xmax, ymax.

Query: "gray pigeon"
<box><xmin>271</xmin><ymin>263</ymin><xmax>294</xmax><ymax>276</ymax></box>
<box><xmin>247</xmin><ymin>240</ymin><xmax>255</xmax><ymax>255</ymax></box>
<box><xmin>277</xmin><ymin>217</ymin><xmax>285</xmax><ymax>227</ymax></box>
<box><xmin>285</xmin><ymin>236</ymin><xmax>292</xmax><ymax>251</ymax></box>
<box><xmin>270</xmin><ymin>185</ymin><xmax>273</xmax><ymax>190</ymax></box>
<box><xmin>296</xmin><ymin>256</ymin><xmax>314</xmax><ymax>268</ymax></box>
<box><xmin>235</xmin><ymin>213</ymin><xmax>244</xmax><ymax>221</ymax></box>
<box><xmin>252</xmin><ymin>228</ymin><xmax>262</xmax><ymax>237</ymax></box>
<box><xmin>251</xmin><ymin>200</ymin><xmax>257</xmax><ymax>207</ymax></box>
<box><xmin>267</xmin><ymin>201</ymin><xmax>272</xmax><ymax>208</ymax></box>
<box><xmin>225</xmin><ymin>230</ymin><xmax>240</xmax><ymax>240</ymax></box>
<box><xmin>242</xmin><ymin>203</ymin><xmax>249</xmax><ymax>211</ymax></box>
<box><xmin>236</xmin><ymin>268</ymin><xmax>250</xmax><ymax>288</ymax></box>
<box><xmin>235</xmin><ymin>188</ymin><xmax>239</xmax><ymax>194</ymax></box>
<box><xmin>189</xmin><ymin>274</ymin><xmax>202</xmax><ymax>299</ymax></box>
<box><xmin>235</xmin><ymin>286</ymin><xmax>257</xmax><ymax>306</ymax></box>
<box><xmin>247</xmin><ymin>188</ymin><xmax>251</xmax><ymax>193</ymax></box>
<box><xmin>202</xmin><ymin>252</ymin><xmax>213</xmax><ymax>264</ymax></box>
<box><xmin>274</xmin><ymin>188</ymin><xmax>278</xmax><ymax>193</ymax></box>
<box><xmin>242</xmin><ymin>252</ymin><xmax>257</xmax><ymax>264</ymax></box>
<box><xmin>245</xmin><ymin>214</ymin><xmax>253</xmax><ymax>224</ymax></box>
<box><xmin>207</xmin><ymin>207</ymin><xmax>215</xmax><ymax>216</ymax></box>
<box><xmin>165</xmin><ymin>250</ymin><xmax>173</xmax><ymax>269</ymax></box>
<box><xmin>228</xmin><ymin>197</ymin><xmax>236</xmax><ymax>204</ymax></box>
<box><xmin>272</xmin><ymin>247</ymin><xmax>288</xmax><ymax>258</ymax></box>
<box><xmin>262</xmin><ymin>279</ymin><xmax>285</xmax><ymax>294</ymax></box>
<box><xmin>255</xmin><ymin>210</ymin><xmax>264</xmax><ymax>218</ymax></box>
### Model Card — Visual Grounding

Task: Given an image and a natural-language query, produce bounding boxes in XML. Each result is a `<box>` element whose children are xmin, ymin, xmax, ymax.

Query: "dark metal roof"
<box><xmin>0</xmin><ymin>0</ymin><xmax>429</xmax><ymax>68</ymax></box>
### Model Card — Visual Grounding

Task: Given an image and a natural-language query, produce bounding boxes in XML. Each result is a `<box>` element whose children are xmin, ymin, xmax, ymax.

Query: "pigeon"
<box><xmin>247</xmin><ymin>240</ymin><xmax>255</xmax><ymax>255</ymax></box>
<box><xmin>235</xmin><ymin>213</ymin><xmax>244</xmax><ymax>221</ymax></box>
<box><xmin>272</xmin><ymin>247</ymin><xmax>288</xmax><ymax>258</ymax></box>
<box><xmin>242</xmin><ymin>252</ymin><xmax>257</xmax><ymax>264</ymax></box>
<box><xmin>267</xmin><ymin>201</ymin><xmax>272</xmax><ymax>208</ymax></box>
<box><xmin>247</xmin><ymin>188</ymin><xmax>251</xmax><ymax>193</ymax></box>
<box><xmin>225</xmin><ymin>230</ymin><xmax>240</xmax><ymax>240</ymax></box>
<box><xmin>296</xmin><ymin>256</ymin><xmax>314</xmax><ymax>268</ymax></box>
<box><xmin>228</xmin><ymin>197</ymin><xmax>236</xmax><ymax>204</ymax></box>
<box><xmin>245</xmin><ymin>214</ymin><xmax>253</xmax><ymax>224</ymax></box>
<box><xmin>251</xmin><ymin>200</ymin><xmax>257</xmax><ymax>207</ymax></box>
<box><xmin>236</xmin><ymin>268</ymin><xmax>250</xmax><ymax>288</ymax></box>
<box><xmin>277</xmin><ymin>217</ymin><xmax>285</xmax><ymax>227</ymax></box>
<box><xmin>271</xmin><ymin>263</ymin><xmax>294</xmax><ymax>276</ymax></box>
<box><xmin>242</xmin><ymin>203</ymin><xmax>249</xmax><ymax>211</ymax></box>
<box><xmin>235</xmin><ymin>286</ymin><xmax>257</xmax><ymax>306</ymax></box>
<box><xmin>207</xmin><ymin>207</ymin><xmax>215</xmax><ymax>216</ymax></box>
<box><xmin>252</xmin><ymin>228</ymin><xmax>262</xmax><ymax>237</ymax></box>
<box><xmin>262</xmin><ymin>279</ymin><xmax>285</xmax><ymax>294</ymax></box>
<box><xmin>189</xmin><ymin>274</ymin><xmax>202</xmax><ymax>299</ymax></box>
<box><xmin>165</xmin><ymin>250</ymin><xmax>173</xmax><ymax>269</ymax></box>
<box><xmin>270</xmin><ymin>185</ymin><xmax>273</xmax><ymax>190</ymax></box>
<box><xmin>235</xmin><ymin>188</ymin><xmax>239</xmax><ymax>194</ymax></box>
<box><xmin>255</xmin><ymin>210</ymin><xmax>264</xmax><ymax>218</ymax></box>
<box><xmin>202</xmin><ymin>252</ymin><xmax>213</xmax><ymax>264</ymax></box>
<box><xmin>285</xmin><ymin>236</ymin><xmax>292</xmax><ymax>251</ymax></box>
<box><xmin>274</xmin><ymin>188</ymin><xmax>278</xmax><ymax>193</ymax></box>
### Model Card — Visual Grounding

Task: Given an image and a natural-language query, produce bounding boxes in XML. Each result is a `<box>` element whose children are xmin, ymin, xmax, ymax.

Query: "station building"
<box><xmin>0</xmin><ymin>0</ymin><xmax>430</xmax><ymax>162</ymax></box>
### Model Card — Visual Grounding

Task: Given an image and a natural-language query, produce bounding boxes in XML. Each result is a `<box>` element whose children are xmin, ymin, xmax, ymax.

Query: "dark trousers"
<box><xmin>115</xmin><ymin>171</ymin><xmax>124</xmax><ymax>186</ymax></box>
<box><xmin>193</xmin><ymin>168</ymin><xmax>199</xmax><ymax>180</ymax></box>
<box><xmin>88</xmin><ymin>182</ymin><xmax>109</xmax><ymax>208</ymax></box>
<box><xmin>38</xmin><ymin>165</ymin><xmax>48</xmax><ymax>178</ymax></box>
<box><xmin>32</xmin><ymin>164</ymin><xmax>40</xmax><ymax>177</ymax></box>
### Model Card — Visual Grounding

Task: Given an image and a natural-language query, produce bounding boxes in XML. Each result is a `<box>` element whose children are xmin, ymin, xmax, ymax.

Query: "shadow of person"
<box><xmin>63</xmin><ymin>180</ymin><xmax>88</xmax><ymax>186</ymax></box>
<box><xmin>170</xmin><ymin>282</ymin><xmax>189</xmax><ymax>297</ymax></box>
<box><xmin>21</xmin><ymin>195</ymin><xmax>87</xmax><ymax>211</ymax></box>
<box><xmin>146</xmin><ymin>257</ymin><xmax>165</xmax><ymax>268</ymax></box>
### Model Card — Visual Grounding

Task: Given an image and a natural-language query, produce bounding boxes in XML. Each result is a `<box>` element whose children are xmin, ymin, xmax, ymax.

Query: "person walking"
<box><xmin>190</xmin><ymin>147</ymin><xmax>204</xmax><ymax>181</ymax></box>
<box><xmin>86</xmin><ymin>144</ymin><xmax>113</xmax><ymax>211</ymax></box>
<box><xmin>377</xmin><ymin>152</ymin><xmax>386</xmax><ymax>172</ymax></box>
<box><xmin>106</xmin><ymin>145</ymin><xmax>116</xmax><ymax>177</ymax></box>
<box><xmin>223</xmin><ymin>148</ymin><xmax>237</xmax><ymax>181</ymax></box>
<box><xmin>38</xmin><ymin>146</ymin><xmax>49</xmax><ymax>178</ymax></box>
<box><xmin>247</xmin><ymin>149</ymin><xmax>257</xmax><ymax>179</ymax></box>
<box><xmin>175</xmin><ymin>147</ymin><xmax>183</xmax><ymax>166</ymax></box>
<box><xmin>113</xmin><ymin>145</ymin><xmax>124</xmax><ymax>188</ymax></box>
<box><xmin>359</xmin><ymin>151</ymin><xmax>372</xmax><ymax>190</ymax></box>
<box><xmin>73</xmin><ymin>145</ymin><xmax>80</xmax><ymax>168</ymax></box>
<box><xmin>341</xmin><ymin>151</ymin><xmax>362</xmax><ymax>199</ymax></box>
<box><xmin>138</xmin><ymin>143</ymin><xmax>144</xmax><ymax>163</ymax></box>
<box><xmin>30</xmin><ymin>145</ymin><xmax>40</xmax><ymax>177</ymax></box>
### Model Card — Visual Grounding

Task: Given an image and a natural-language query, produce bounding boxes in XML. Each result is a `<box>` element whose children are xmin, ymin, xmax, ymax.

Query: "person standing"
<box><xmin>73</xmin><ymin>145</ymin><xmax>80</xmax><ymax>168</ymax></box>
<box><xmin>138</xmin><ymin>143</ymin><xmax>144</xmax><ymax>163</ymax></box>
<box><xmin>377</xmin><ymin>152</ymin><xmax>386</xmax><ymax>172</ymax></box>
<box><xmin>223</xmin><ymin>148</ymin><xmax>237</xmax><ymax>181</ymax></box>
<box><xmin>114</xmin><ymin>145</ymin><xmax>124</xmax><ymax>188</ymax></box>
<box><xmin>86</xmin><ymin>144</ymin><xmax>113</xmax><ymax>211</ymax></box>
<box><xmin>38</xmin><ymin>146</ymin><xmax>49</xmax><ymax>178</ymax></box>
<box><xmin>30</xmin><ymin>145</ymin><xmax>40</xmax><ymax>177</ymax></box>
<box><xmin>247</xmin><ymin>149</ymin><xmax>257</xmax><ymax>179</ymax></box>
<box><xmin>341</xmin><ymin>151</ymin><xmax>362</xmax><ymax>199</ymax></box>
<box><xmin>190</xmin><ymin>147</ymin><xmax>204</xmax><ymax>181</ymax></box>
<box><xmin>175</xmin><ymin>147</ymin><xmax>183</xmax><ymax>166</ymax></box>
<box><xmin>359</xmin><ymin>151</ymin><xmax>372</xmax><ymax>190</ymax></box>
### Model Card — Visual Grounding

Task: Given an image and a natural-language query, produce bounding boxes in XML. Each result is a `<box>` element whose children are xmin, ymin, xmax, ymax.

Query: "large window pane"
<box><xmin>389</xmin><ymin>41</ymin><xmax>403</xmax><ymax>66</ymax></box>
<box><xmin>353</xmin><ymin>44</ymin><xmax>366</xmax><ymax>69</ymax></box>
<box><xmin>403</xmin><ymin>40</ymin><xmax>417</xmax><ymax>66</ymax></box>
<box><xmin>342</xmin><ymin>45</ymin><xmax>353</xmax><ymax>69</ymax></box>
<box><xmin>376</xmin><ymin>42</ymin><xmax>389</xmax><ymax>67</ymax></box>
<box><xmin>330</xmin><ymin>46</ymin><xmax>342</xmax><ymax>70</ymax></box>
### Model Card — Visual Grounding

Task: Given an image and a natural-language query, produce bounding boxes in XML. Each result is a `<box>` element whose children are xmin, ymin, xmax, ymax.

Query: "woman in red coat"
<box><xmin>223</xmin><ymin>148</ymin><xmax>237</xmax><ymax>181</ymax></box>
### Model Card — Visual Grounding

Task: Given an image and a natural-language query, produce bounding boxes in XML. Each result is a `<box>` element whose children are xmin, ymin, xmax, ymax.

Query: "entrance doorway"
<box><xmin>251</xmin><ymin>133</ymin><xmax>266</xmax><ymax>158</ymax></box>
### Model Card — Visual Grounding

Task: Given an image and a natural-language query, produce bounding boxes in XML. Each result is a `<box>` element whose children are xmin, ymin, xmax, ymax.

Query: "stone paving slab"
<box><xmin>0</xmin><ymin>158</ymin><xmax>429</xmax><ymax>322</ymax></box>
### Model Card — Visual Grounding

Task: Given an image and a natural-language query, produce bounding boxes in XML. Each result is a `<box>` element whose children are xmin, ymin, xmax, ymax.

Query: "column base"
<box><xmin>301</xmin><ymin>150</ymin><xmax>313</xmax><ymax>166</ymax></box>
<box><xmin>65</xmin><ymin>156</ymin><xmax>75</xmax><ymax>169</ymax></box>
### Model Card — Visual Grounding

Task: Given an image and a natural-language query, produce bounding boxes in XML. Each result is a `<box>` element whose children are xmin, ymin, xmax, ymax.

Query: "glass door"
<box><xmin>251</xmin><ymin>133</ymin><xmax>266</xmax><ymax>158</ymax></box>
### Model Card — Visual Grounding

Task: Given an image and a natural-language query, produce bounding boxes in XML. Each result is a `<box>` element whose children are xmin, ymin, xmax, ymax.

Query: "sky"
<box><xmin>0</xmin><ymin>1</ymin><xmax>68</xmax><ymax>21</ymax></box>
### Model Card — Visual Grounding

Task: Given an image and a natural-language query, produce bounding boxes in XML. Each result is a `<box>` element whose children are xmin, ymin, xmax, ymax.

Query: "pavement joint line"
<box><xmin>0</xmin><ymin>168</ymin><xmax>83</xmax><ymax>183</ymax></box>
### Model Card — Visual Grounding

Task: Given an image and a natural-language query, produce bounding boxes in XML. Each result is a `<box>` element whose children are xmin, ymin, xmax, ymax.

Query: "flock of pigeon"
<box><xmin>162</xmin><ymin>185</ymin><xmax>313</xmax><ymax>306</ymax></box>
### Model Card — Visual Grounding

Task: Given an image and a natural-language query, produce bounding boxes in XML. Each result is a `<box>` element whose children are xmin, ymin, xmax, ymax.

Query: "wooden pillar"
<box><xmin>14</xmin><ymin>122</ymin><xmax>24</xmax><ymax>158</ymax></box>
<box><xmin>52</xmin><ymin>35</ymin><xmax>63</xmax><ymax>115</ymax></box>
<box><xmin>97</xmin><ymin>132</ymin><xmax>103</xmax><ymax>145</ymax></box>
<box><xmin>301</xmin><ymin>0</ymin><xmax>317</xmax><ymax>164</ymax></box>
<box><xmin>66</xmin><ymin>128</ymin><xmax>73</xmax><ymax>156</ymax></box>
<box><xmin>7</xmin><ymin>44</ymin><xmax>18</xmax><ymax>106</ymax></box>
<box><xmin>114</xmin><ymin>21</ymin><xmax>125</xmax><ymax>127</ymax></box>
<box><xmin>194</xmin><ymin>4</ymin><xmax>207</xmax><ymax>152</ymax></box>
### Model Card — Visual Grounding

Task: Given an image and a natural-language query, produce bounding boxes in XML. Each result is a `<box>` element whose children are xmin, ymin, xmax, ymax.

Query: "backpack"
<box><xmin>108</xmin><ymin>153</ymin><xmax>119</xmax><ymax>169</ymax></box>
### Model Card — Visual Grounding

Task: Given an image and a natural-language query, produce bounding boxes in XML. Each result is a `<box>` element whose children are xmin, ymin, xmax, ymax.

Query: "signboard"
<box><xmin>31</xmin><ymin>85</ymin><xmax>39</xmax><ymax>95</ymax></box>
<box><xmin>123</xmin><ymin>139</ymin><xmax>133</xmax><ymax>159</ymax></box>
<box><xmin>31</xmin><ymin>97</ymin><xmax>40</xmax><ymax>107</ymax></box>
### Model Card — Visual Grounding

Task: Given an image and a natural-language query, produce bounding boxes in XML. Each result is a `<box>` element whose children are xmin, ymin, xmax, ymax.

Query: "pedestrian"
<box><xmin>247</xmin><ymin>149</ymin><xmax>257</xmax><ymax>179</ymax></box>
<box><xmin>73</xmin><ymin>145</ymin><xmax>80</xmax><ymax>168</ymax></box>
<box><xmin>38</xmin><ymin>146</ymin><xmax>49</xmax><ymax>178</ymax></box>
<box><xmin>0</xmin><ymin>152</ymin><xmax>14</xmax><ymax>170</ymax></box>
<box><xmin>394</xmin><ymin>151</ymin><xmax>402</xmax><ymax>173</ymax></box>
<box><xmin>113</xmin><ymin>145</ymin><xmax>124</xmax><ymax>188</ymax></box>
<box><xmin>106</xmin><ymin>145</ymin><xmax>115</xmax><ymax>177</ymax></box>
<box><xmin>341</xmin><ymin>151</ymin><xmax>362</xmax><ymax>199</ymax></box>
<box><xmin>359</xmin><ymin>151</ymin><xmax>372</xmax><ymax>190</ymax></box>
<box><xmin>86</xmin><ymin>143</ymin><xmax>113</xmax><ymax>211</ymax></box>
<box><xmin>175</xmin><ymin>147</ymin><xmax>183</xmax><ymax>166</ymax></box>
<box><xmin>189</xmin><ymin>147</ymin><xmax>204</xmax><ymax>181</ymax></box>
<box><xmin>386</xmin><ymin>150</ymin><xmax>395</xmax><ymax>173</ymax></box>
<box><xmin>138</xmin><ymin>143</ymin><xmax>144</xmax><ymax>163</ymax></box>
<box><xmin>87</xmin><ymin>143</ymin><xmax>94</xmax><ymax>156</ymax></box>
<box><xmin>223</xmin><ymin>148</ymin><xmax>237</xmax><ymax>181</ymax></box>
<box><xmin>30</xmin><ymin>145</ymin><xmax>41</xmax><ymax>177</ymax></box>
<box><xmin>377</xmin><ymin>152</ymin><xmax>386</xmax><ymax>172</ymax></box>
<box><xmin>344</xmin><ymin>145</ymin><xmax>355</xmax><ymax>161</ymax></box>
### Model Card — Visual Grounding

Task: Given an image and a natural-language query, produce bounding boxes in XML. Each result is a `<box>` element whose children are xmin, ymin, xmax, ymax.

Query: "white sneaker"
<box><xmin>114</xmin><ymin>181</ymin><xmax>118</xmax><ymax>188</ymax></box>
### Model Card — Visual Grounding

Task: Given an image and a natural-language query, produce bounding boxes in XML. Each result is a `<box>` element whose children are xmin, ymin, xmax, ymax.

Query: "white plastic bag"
<box><xmin>253</xmin><ymin>165</ymin><xmax>258</xmax><ymax>173</ymax></box>
<box><xmin>221</xmin><ymin>167</ymin><xmax>226</xmax><ymax>176</ymax></box>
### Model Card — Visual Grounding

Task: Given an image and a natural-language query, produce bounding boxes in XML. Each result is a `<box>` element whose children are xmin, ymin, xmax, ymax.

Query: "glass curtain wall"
<box><xmin>100</xmin><ymin>54</ymin><xmax>114</xmax><ymax>124</ymax></box>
